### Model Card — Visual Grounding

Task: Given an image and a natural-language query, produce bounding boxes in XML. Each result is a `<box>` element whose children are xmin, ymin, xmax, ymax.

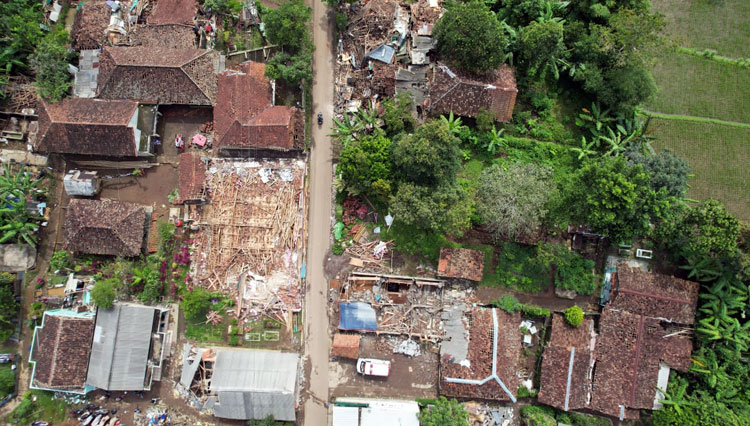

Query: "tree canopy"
<box><xmin>627</xmin><ymin>148</ymin><xmax>690</xmax><ymax>198</ymax></box>
<box><xmin>654</xmin><ymin>199</ymin><xmax>740</xmax><ymax>259</ymax></box>
<box><xmin>392</xmin><ymin>120</ymin><xmax>462</xmax><ymax>186</ymax></box>
<box><xmin>338</xmin><ymin>133</ymin><xmax>393</xmax><ymax>204</ymax></box>
<box><xmin>565</xmin><ymin>305</ymin><xmax>584</xmax><ymax>327</ymax></box>
<box><xmin>390</xmin><ymin>182</ymin><xmax>470</xmax><ymax>234</ymax></box>
<box><xmin>434</xmin><ymin>1</ymin><xmax>508</xmax><ymax>75</ymax></box>
<box><xmin>91</xmin><ymin>279</ymin><xmax>116</xmax><ymax>309</ymax></box>
<box><xmin>30</xmin><ymin>27</ymin><xmax>72</xmax><ymax>102</ymax></box>
<box><xmin>477</xmin><ymin>162</ymin><xmax>554</xmax><ymax>241</ymax></box>
<box><xmin>519</xmin><ymin>19</ymin><xmax>567</xmax><ymax>81</ymax></box>
<box><xmin>263</xmin><ymin>0</ymin><xmax>312</xmax><ymax>50</ymax></box>
<box><xmin>418</xmin><ymin>397</ymin><xmax>469</xmax><ymax>426</ymax></box>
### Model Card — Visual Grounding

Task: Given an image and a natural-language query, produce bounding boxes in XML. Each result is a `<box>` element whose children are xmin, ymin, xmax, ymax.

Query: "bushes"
<box><xmin>181</xmin><ymin>287</ymin><xmax>214</xmax><ymax>321</ymax></box>
<box><xmin>520</xmin><ymin>405</ymin><xmax>556</xmax><ymax>426</ymax></box>
<box><xmin>565</xmin><ymin>306</ymin><xmax>584</xmax><ymax>327</ymax></box>
<box><xmin>536</xmin><ymin>243</ymin><xmax>597</xmax><ymax>295</ymax></box>
<box><xmin>49</xmin><ymin>250</ymin><xmax>72</xmax><ymax>272</ymax></box>
<box><xmin>30</xmin><ymin>26</ymin><xmax>73</xmax><ymax>102</ymax></box>
<box><xmin>490</xmin><ymin>294</ymin><xmax>550</xmax><ymax>318</ymax></box>
<box><xmin>91</xmin><ymin>279</ymin><xmax>116</xmax><ymax>309</ymax></box>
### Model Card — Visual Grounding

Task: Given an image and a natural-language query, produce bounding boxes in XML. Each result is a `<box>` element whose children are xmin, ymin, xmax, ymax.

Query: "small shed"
<box><xmin>332</xmin><ymin>333</ymin><xmax>361</xmax><ymax>359</ymax></box>
<box><xmin>64</xmin><ymin>170</ymin><xmax>101</xmax><ymax>197</ymax></box>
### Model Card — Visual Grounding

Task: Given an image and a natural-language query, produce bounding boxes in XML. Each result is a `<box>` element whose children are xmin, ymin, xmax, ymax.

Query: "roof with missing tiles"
<box><xmin>178</xmin><ymin>151</ymin><xmax>207</xmax><ymax>202</ymax></box>
<box><xmin>148</xmin><ymin>0</ymin><xmax>197</xmax><ymax>26</ymax></box>
<box><xmin>437</xmin><ymin>247</ymin><xmax>485</xmax><ymax>282</ymax></box>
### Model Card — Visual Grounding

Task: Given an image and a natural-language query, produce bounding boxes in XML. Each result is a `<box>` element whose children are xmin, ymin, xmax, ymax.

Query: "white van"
<box><xmin>356</xmin><ymin>358</ymin><xmax>391</xmax><ymax>377</ymax></box>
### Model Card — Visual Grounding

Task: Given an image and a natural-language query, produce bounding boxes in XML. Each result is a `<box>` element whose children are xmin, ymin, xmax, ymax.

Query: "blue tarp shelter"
<box><xmin>339</xmin><ymin>302</ymin><xmax>377</xmax><ymax>331</ymax></box>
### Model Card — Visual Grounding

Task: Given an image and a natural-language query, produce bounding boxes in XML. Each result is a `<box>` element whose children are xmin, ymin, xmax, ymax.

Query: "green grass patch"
<box><xmin>186</xmin><ymin>319</ymin><xmax>224</xmax><ymax>343</ymax></box>
<box><xmin>653</xmin><ymin>0</ymin><xmax>750</xmax><ymax>57</ymax></box>
<box><xmin>383</xmin><ymin>222</ymin><xmax>457</xmax><ymax>264</ymax></box>
<box><xmin>649</xmin><ymin>118</ymin><xmax>750</xmax><ymax>221</ymax></box>
<box><xmin>482</xmin><ymin>242</ymin><xmax>549</xmax><ymax>293</ymax></box>
<box><xmin>6</xmin><ymin>391</ymin><xmax>68</xmax><ymax>425</ymax></box>
<box><xmin>648</xmin><ymin>50</ymin><xmax>750</xmax><ymax>123</ymax></box>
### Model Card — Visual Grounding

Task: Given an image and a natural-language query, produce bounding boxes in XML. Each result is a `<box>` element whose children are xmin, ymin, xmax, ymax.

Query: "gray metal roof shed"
<box><xmin>210</xmin><ymin>349</ymin><xmax>299</xmax><ymax>421</ymax></box>
<box><xmin>86</xmin><ymin>304</ymin><xmax>158</xmax><ymax>390</ymax></box>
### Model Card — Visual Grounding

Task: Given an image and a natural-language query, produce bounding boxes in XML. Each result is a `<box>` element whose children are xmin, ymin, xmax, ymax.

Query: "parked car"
<box><xmin>0</xmin><ymin>354</ymin><xmax>14</xmax><ymax>364</ymax></box>
<box><xmin>356</xmin><ymin>358</ymin><xmax>391</xmax><ymax>377</ymax></box>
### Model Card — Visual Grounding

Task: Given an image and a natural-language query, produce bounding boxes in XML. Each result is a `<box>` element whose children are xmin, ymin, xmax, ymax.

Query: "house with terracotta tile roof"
<box><xmin>63</xmin><ymin>199</ymin><xmax>148</xmax><ymax>257</ymax></box>
<box><xmin>32</xmin><ymin>98</ymin><xmax>158</xmax><ymax>157</ymax></box>
<box><xmin>96</xmin><ymin>46</ymin><xmax>222</xmax><ymax>105</ymax></box>
<box><xmin>29</xmin><ymin>309</ymin><xmax>96</xmax><ymax>394</ymax></box>
<box><xmin>177</xmin><ymin>151</ymin><xmax>207</xmax><ymax>204</ymax></box>
<box><xmin>428</xmin><ymin>63</ymin><xmax>517</xmax><ymax>122</ymax></box>
<box><xmin>148</xmin><ymin>0</ymin><xmax>197</xmax><ymax>26</ymax></box>
<box><xmin>214</xmin><ymin>61</ymin><xmax>304</xmax><ymax>155</ymax></box>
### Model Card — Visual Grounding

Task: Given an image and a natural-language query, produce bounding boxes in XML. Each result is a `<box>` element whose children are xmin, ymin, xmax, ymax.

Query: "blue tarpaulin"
<box><xmin>339</xmin><ymin>302</ymin><xmax>377</xmax><ymax>331</ymax></box>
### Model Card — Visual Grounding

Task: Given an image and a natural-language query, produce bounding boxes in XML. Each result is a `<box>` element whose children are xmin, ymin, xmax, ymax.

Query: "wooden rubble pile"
<box><xmin>345</xmin><ymin>240</ymin><xmax>393</xmax><ymax>266</ymax></box>
<box><xmin>2</xmin><ymin>77</ymin><xmax>37</xmax><ymax>113</ymax></box>
<box><xmin>342</xmin><ymin>272</ymin><xmax>446</xmax><ymax>342</ymax></box>
<box><xmin>190</xmin><ymin>159</ymin><xmax>305</xmax><ymax>326</ymax></box>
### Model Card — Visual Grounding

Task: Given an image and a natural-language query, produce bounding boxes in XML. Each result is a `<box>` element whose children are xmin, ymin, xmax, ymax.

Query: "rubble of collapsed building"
<box><xmin>335</xmin><ymin>0</ymin><xmax>517</xmax><ymax>121</ymax></box>
<box><xmin>186</xmin><ymin>158</ymin><xmax>306</xmax><ymax>332</ymax></box>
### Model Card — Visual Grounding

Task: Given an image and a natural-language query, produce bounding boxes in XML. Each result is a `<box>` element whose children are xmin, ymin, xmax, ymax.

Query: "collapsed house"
<box><xmin>63</xmin><ymin>199</ymin><xmax>149</xmax><ymax>257</ymax></box>
<box><xmin>180</xmin><ymin>346</ymin><xmax>299</xmax><ymax>422</ymax></box>
<box><xmin>31</xmin><ymin>98</ymin><xmax>158</xmax><ymax>156</ymax></box>
<box><xmin>86</xmin><ymin>303</ymin><xmax>171</xmax><ymax>391</ymax></box>
<box><xmin>70</xmin><ymin>1</ymin><xmax>113</xmax><ymax>50</ymax></box>
<box><xmin>538</xmin><ymin>266</ymin><xmax>699</xmax><ymax>420</ymax></box>
<box><xmin>437</xmin><ymin>247</ymin><xmax>485</xmax><ymax>282</ymax></box>
<box><xmin>338</xmin><ymin>272</ymin><xmax>445</xmax><ymax>342</ymax></box>
<box><xmin>29</xmin><ymin>310</ymin><xmax>96</xmax><ymax>394</ymax></box>
<box><xmin>214</xmin><ymin>61</ymin><xmax>304</xmax><ymax>156</ymax></box>
<box><xmin>96</xmin><ymin>46</ymin><xmax>223</xmax><ymax>105</ymax></box>
<box><xmin>440</xmin><ymin>307</ymin><xmax>521</xmax><ymax>402</ymax></box>
<box><xmin>188</xmin><ymin>159</ymin><xmax>306</xmax><ymax>330</ymax></box>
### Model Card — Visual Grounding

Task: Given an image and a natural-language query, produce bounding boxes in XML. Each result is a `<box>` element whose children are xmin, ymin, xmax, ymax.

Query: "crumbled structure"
<box><xmin>189</xmin><ymin>159</ymin><xmax>305</xmax><ymax>329</ymax></box>
<box><xmin>64</xmin><ymin>199</ymin><xmax>147</xmax><ymax>257</ymax></box>
<box><xmin>96</xmin><ymin>46</ymin><xmax>222</xmax><ymax>105</ymax></box>
<box><xmin>30</xmin><ymin>310</ymin><xmax>96</xmax><ymax>394</ymax></box>
<box><xmin>177</xmin><ymin>151</ymin><xmax>207</xmax><ymax>203</ymax></box>
<box><xmin>214</xmin><ymin>61</ymin><xmax>304</xmax><ymax>155</ymax></box>
<box><xmin>428</xmin><ymin>63</ymin><xmax>517</xmax><ymax>122</ymax></box>
<box><xmin>537</xmin><ymin>313</ymin><xmax>596</xmax><ymax>411</ymax></box>
<box><xmin>86</xmin><ymin>303</ymin><xmax>170</xmax><ymax>391</ymax></box>
<box><xmin>129</xmin><ymin>24</ymin><xmax>197</xmax><ymax>49</ymax></box>
<box><xmin>340</xmin><ymin>272</ymin><xmax>445</xmax><ymax>342</ymax></box>
<box><xmin>70</xmin><ymin>1</ymin><xmax>112</xmax><ymax>50</ymax></box>
<box><xmin>32</xmin><ymin>98</ymin><xmax>157</xmax><ymax>156</ymax></box>
<box><xmin>440</xmin><ymin>308</ymin><xmax>521</xmax><ymax>402</ymax></box>
<box><xmin>437</xmin><ymin>247</ymin><xmax>484</xmax><ymax>282</ymax></box>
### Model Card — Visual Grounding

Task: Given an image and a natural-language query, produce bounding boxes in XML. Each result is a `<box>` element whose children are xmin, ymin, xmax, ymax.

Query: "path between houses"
<box><xmin>302</xmin><ymin>0</ymin><xmax>335</xmax><ymax>425</ymax></box>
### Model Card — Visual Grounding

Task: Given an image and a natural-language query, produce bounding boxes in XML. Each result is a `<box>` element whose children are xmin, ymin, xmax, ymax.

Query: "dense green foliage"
<box><xmin>381</xmin><ymin>93</ymin><xmax>416</xmax><ymax>137</ymax></box>
<box><xmin>565</xmin><ymin>156</ymin><xmax>668</xmax><ymax>243</ymax></box>
<box><xmin>433</xmin><ymin>1</ymin><xmax>508</xmax><ymax>75</ymax></box>
<box><xmin>49</xmin><ymin>250</ymin><xmax>72</xmax><ymax>272</ymax></box>
<box><xmin>203</xmin><ymin>0</ymin><xmax>243</xmax><ymax>14</ymax></box>
<box><xmin>7</xmin><ymin>391</ymin><xmax>68</xmax><ymax>425</ymax></box>
<box><xmin>91</xmin><ymin>279</ymin><xmax>117</xmax><ymax>309</ymax></box>
<box><xmin>490</xmin><ymin>294</ymin><xmax>550</xmax><ymax>318</ymax></box>
<box><xmin>0</xmin><ymin>0</ymin><xmax>43</xmax><ymax>87</ymax></box>
<box><xmin>0</xmin><ymin>365</ymin><xmax>15</xmax><ymax>397</ymax></box>
<box><xmin>338</xmin><ymin>133</ymin><xmax>392</xmax><ymax>204</ymax></box>
<box><xmin>263</xmin><ymin>0</ymin><xmax>313</xmax><ymax>87</ymax></box>
<box><xmin>0</xmin><ymin>165</ymin><xmax>46</xmax><ymax>247</ymax></box>
<box><xmin>417</xmin><ymin>396</ymin><xmax>469</xmax><ymax>426</ymax></box>
<box><xmin>520</xmin><ymin>405</ymin><xmax>556</xmax><ymax>426</ymax></box>
<box><xmin>626</xmin><ymin>148</ymin><xmax>690</xmax><ymax>198</ymax></box>
<box><xmin>565</xmin><ymin>305</ymin><xmax>584</xmax><ymax>327</ymax></box>
<box><xmin>30</xmin><ymin>26</ymin><xmax>72</xmax><ymax>101</ymax></box>
<box><xmin>0</xmin><ymin>285</ymin><xmax>18</xmax><ymax>343</ymax></box>
<box><xmin>182</xmin><ymin>287</ymin><xmax>215</xmax><ymax>321</ymax></box>
<box><xmin>537</xmin><ymin>243</ymin><xmax>597</xmax><ymax>295</ymax></box>
<box><xmin>392</xmin><ymin>120</ymin><xmax>462</xmax><ymax>186</ymax></box>
<box><xmin>476</xmin><ymin>162</ymin><xmax>554</xmax><ymax>241</ymax></box>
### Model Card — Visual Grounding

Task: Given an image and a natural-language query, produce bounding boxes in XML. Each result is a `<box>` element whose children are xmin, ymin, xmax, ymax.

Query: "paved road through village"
<box><xmin>303</xmin><ymin>0</ymin><xmax>334</xmax><ymax>424</ymax></box>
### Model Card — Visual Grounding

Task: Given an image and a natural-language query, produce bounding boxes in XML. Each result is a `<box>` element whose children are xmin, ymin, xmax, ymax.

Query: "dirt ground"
<box><xmin>156</xmin><ymin>105</ymin><xmax>213</xmax><ymax>162</ymax></box>
<box><xmin>475</xmin><ymin>285</ymin><xmax>600</xmax><ymax>313</ymax></box>
<box><xmin>328</xmin><ymin>334</ymin><xmax>439</xmax><ymax>400</ymax></box>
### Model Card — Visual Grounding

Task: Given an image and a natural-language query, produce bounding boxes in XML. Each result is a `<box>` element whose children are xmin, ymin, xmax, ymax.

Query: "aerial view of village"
<box><xmin>0</xmin><ymin>0</ymin><xmax>747</xmax><ymax>424</ymax></box>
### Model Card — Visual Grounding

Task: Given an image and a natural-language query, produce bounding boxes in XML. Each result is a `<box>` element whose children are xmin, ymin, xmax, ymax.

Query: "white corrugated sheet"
<box><xmin>332</xmin><ymin>406</ymin><xmax>360</xmax><ymax>426</ymax></box>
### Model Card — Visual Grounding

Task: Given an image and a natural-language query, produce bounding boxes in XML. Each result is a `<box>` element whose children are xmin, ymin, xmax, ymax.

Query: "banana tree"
<box><xmin>329</xmin><ymin>115</ymin><xmax>363</xmax><ymax>148</ymax></box>
<box><xmin>485</xmin><ymin>126</ymin><xmax>505</xmax><ymax>155</ymax></box>
<box><xmin>656</xmin><ymin>376</ymin><xmax>696</xmax><ymax>416</ymax></box>
<box><xmin>439</xmin><ymin>111</ymin><xmax>465</xmax><ymax>135</ymax></box>
<box><xmin>571</xmin><ymin>136</ymin><xmax>597</xmax><ymax>160</ymax></box>
<box><xmin>0</xmin><ymin>164</ymin><xmax>45</xmax><ymax>199</ymax></box>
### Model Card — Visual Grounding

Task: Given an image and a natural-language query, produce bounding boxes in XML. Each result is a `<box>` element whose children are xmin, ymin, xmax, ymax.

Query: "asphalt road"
<box><xmin>302</xmin><ymin>0</ymin><xmax>334</xmax><ymax>423</ymax></box>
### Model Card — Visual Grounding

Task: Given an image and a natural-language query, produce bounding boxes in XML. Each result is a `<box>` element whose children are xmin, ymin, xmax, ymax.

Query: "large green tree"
<box><xmin>392</xmin><ymin>121</ymin><xmax>461</xmax><ymax>186</ymax></box>
<box><xmin>263</xmin><ymin>0</ymin><xmax>312</xmax><ymax>50</ymax></box>
<box><xmin>519</xmin><ymin>19</ymin><xmax>567</xmax><ymax>81</ymax></box>
<box><xmin>418</xmin><ymin>397</ymin><xmax>469</xmax><ymax>426</ymax></box>
<box><xmin>654</xmin><ymin>199</ymin><xmax>740</xmax><ymax>259</ymax></box>
<box><xmin>477</xmin><ymin>162</ymin><xmax>554</xmax><ymax>241</ymax></box>
<box><xmin>381</xmin><ymin>93</ymin><xmax>416</xmax><ymax>138</ymax></box>
<box><xmin>91</xmin><ymin>279</ymin><xmax>116</xmax><ymax>309</ymax></box>
<box><xmin>390</xmin><ymin>182</ymin><xmax>470</xmax><ymax>234</ymax></box>
<box><xmin>433</xmin><ymin>1</ymin><xmax>508</xmax><ymax>75</ymax></box>
<box><xmin>627</xmin><ymin>148</ymin><xmax>690</xmax><ymax>198</ymax></box>
<box><xmin>566</xmin><ymin>156</ymin><xmax>667</xmax><ymax>243</ymax></box>
<box><xmin>338</xmin><ymin>133</ymin><xmax>392</xmax><ymax>204</ymax></box>
<box><xmin>30</xmin><ymin>27</ymin><xmax>72</xmax><ymax>102</ymax></box>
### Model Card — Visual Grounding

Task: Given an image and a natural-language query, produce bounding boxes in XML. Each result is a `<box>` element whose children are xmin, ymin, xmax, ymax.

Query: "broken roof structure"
<box><xmin>437</xmin><ymin>247</ymin><xmax>485</xmax><ymax>282</ymax></box>
<box><xmin>148</xmin><ymin>0</ymin><xmax>197</xmax><ymax>26</ymax></box>
<box><xmin>70</xmin><ymin>1</ymin><xmax>111</xmax><ymax>50</ymax></box>
<box><xmin>86</xmin><ymin>303</ymin><xmax>167</xmax><ymax>391</ymax></box>
<box><xmin>591</xmin><ymin>307</ymin><xmax>693</xmax><ymax>420</ymax></box>
<box><xmin>537</xmin><ymin>313</ymin><xmax>596</xmax><ymax>412</ymax></box>
<box><xmin>214</xmin><ymin>61</ymin><xmax>304</xmax><ymax>153</ymax></box>
<box><xmin>209</xmin><ymin>349</ymin><xmax>299</xmax><ymax>421</ymax></box>
<box><xmin>33</xmin><ymin>98</ymin><xmax>154</xmax><ymax>157</ymax></box>
<box><xmin>339</xmin><ymin>302</ymin><xmax>378</xmax><ymax>331</ymax></box>
<box><xmin>30</xmin><ymin>310</ymin><xmax>96</xmax><ymax>394</ymax></box>
<box><xmin>178</xmin><ymin>151</ymin><xmax>207</xmax><ymax>203</ymax></box>
<box><xmin>97</xmin><ymin>46</ymin><xmax>221</xmax><ymax>105</ymax></box>
<box><xmin>611</xmin><ymin>266</ymin><xmax>699</xmax><ymax>324</ymax></box>
<box><xmin>64</xmin><ymin>199</ymin><xmax>147</xmax><ymax>257</ymax></box>
<box><xmin>440</xmin><ymin>308</ymin><xmax>520</xmax><ymax>402</ymax></box>
<box><xmin>429</xmin><ymin>63</ymin><xmax>517</xmax><ymax>122</ymax></box>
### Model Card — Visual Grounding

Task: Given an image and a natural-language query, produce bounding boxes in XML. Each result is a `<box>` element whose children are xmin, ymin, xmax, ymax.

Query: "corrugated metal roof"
<box><xmin>210</xmin><ymin>349</ymin><xmax>299</xmax><ymax>421</ymax></box>
<box><xmin>86</xmin><ymin>304</ymin><xmax>157</xmax><ymax>390</ymax></box>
